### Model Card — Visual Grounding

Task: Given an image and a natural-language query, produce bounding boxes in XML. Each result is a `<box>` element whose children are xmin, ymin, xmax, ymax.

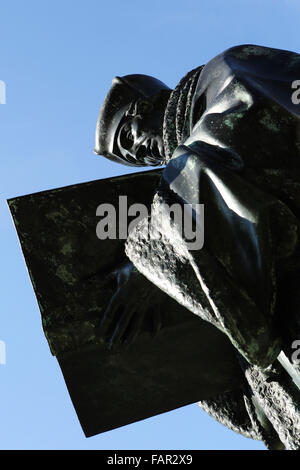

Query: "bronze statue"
<box><xmin>95</xmin><ymin>44</ymin><xmax>300</xmax><ymax>449</ymax></box>
<box><xmin>9</xmin><ymin>43</ymin><xmax>300</xmax><ymax>450</ymax></box>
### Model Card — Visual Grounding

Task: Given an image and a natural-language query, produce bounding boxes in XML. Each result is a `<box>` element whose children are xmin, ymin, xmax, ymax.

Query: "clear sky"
<box><xmin>1</xmin><ymin>0</ymin><xmax>299</xmax><ymax>450</ymax></box>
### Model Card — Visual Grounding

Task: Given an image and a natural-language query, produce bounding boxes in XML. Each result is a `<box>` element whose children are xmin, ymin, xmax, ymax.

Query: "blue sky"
<box><xmin>1</xmin><ymin>0</ymin><xmax>299</xmax><ymax>450</ymax></box>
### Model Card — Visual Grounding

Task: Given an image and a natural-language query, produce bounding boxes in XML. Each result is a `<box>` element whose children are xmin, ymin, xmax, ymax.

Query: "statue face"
<box><xmin>114</xmin><ymin>98</ymin><xmax>165</xmax><ymax>166</ymax></box>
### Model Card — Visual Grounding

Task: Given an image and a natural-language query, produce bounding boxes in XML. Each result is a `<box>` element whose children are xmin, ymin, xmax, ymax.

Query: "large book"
<box><xmin>8</xmin><ymin>170</ymin><xmax>243</xmax><ymax>437</ymax></box>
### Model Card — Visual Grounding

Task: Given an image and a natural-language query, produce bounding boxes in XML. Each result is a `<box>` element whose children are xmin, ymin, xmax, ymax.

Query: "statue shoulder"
<box><xmin>216</xmin><ymin>43</ymin><xmax>300</xmax><ymax>63</ymax></box>
<box><xmin>200</xmin><ymin>43</ymin><xmax>300</xmax><ymax>83</ymax></box>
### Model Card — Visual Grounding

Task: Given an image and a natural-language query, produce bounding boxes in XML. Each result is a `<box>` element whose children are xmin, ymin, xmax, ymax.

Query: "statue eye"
<box><xmin>136</xmin><ymin>100</ymin><xmax>152</xmax><ymax>115</ymax></box>
<box><xmin>123</xmin><ymin>123</ymin><xmax>133</xmax><ymax>141</ymax></box>
<box><xmin>119</xmin><ymin>123</ymin><xmax>134</xmax><ymax>150</ymax></box>
<box><xmin>126</xmin><ymin>129</ymin><xmax>133</xmax><ymax>140</ymax></box>
<box><xmin>126</xmin><ymin>102</ymin><xmax>136</xmax><ymax>117</ymax></box>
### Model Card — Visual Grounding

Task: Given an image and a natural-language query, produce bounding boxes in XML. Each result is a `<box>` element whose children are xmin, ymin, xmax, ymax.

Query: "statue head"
<box><xmin>95</xmin><ymin>74</ymin><xmax>171</xmax><ymax>167</ymax></box>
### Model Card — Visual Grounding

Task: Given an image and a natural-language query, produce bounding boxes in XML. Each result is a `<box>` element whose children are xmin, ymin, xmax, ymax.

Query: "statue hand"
<box><xmin>85</xmin><ymin>260</ymin><xmax>162</xmax><ymax>348</ymax></box>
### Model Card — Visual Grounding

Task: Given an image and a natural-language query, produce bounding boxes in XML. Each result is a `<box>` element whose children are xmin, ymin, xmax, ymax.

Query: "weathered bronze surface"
<box><xmin>8</xmin><ymin>171</ymin><xmax>244</xmax><ymax>437</ymax></box>
<box><xmin>10</xmin><ymin>43</ymin><xmax>300</xmax><ymax>449</ymax></box>
<box><xmin>95</xmin><ymin>44</ymin><xmax>300</xmax><ymax>449</ymax></box>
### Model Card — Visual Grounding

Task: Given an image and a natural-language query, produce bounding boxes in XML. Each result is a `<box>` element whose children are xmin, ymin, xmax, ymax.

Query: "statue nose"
<box><xmin>132</xmin><ymin>131</ymin><xmax>147</xmax><ymax>151</ymax></box>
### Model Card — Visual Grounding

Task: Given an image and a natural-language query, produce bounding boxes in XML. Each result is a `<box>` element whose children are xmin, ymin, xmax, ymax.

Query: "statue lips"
<box><xmin>149</xmin><ymin>135</ymin><xmax>164</xmax><ymax>162</ymax></box>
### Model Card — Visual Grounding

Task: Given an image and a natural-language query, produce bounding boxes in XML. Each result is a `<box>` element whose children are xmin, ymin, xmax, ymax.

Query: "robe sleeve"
<box><xmin>126</xmin><ymin>141</ymin><xmax>300</xmax><ymax>368</ymax></box>
<box><xmin>126</xmin><ymin>45</ymin><xmax>300</xmax><ymax>368</ymax></box>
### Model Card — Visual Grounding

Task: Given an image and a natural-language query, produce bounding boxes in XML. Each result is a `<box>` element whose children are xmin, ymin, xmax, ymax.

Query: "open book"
<box><xmin>8</xmin><ymin>169</ymin><xmax>243</xmax><ymax>437</ymax></box>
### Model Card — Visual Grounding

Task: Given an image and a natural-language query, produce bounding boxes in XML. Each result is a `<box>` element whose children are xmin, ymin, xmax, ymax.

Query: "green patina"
<box><xmin>259</xmin><ymin>110</ymin><xmax>281</xmax><ymax>132</ymax></box>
